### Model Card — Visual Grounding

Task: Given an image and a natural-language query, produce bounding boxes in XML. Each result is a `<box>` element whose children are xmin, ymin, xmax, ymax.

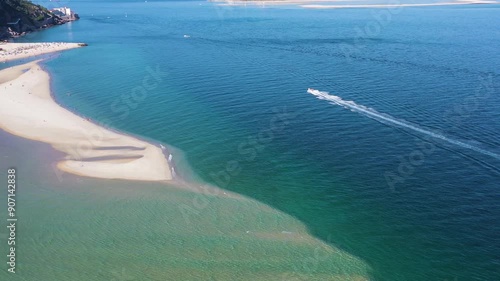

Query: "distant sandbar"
<box><xmin>212</xmin><ymin>0</ymin><xmax>498</xmax><ymax>8</ymax></box>
<box><xmin>0</xmin><ymin>42</ymin><xmax>85</xmax><ymax>63</ymax></box>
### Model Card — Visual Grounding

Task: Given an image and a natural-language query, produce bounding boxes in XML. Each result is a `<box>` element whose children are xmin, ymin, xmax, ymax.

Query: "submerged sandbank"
<box><xmin>0</xmin><ymin>64</ymin><xmax>371</xmax><ymax>280</ymax></box>
<box><xmin>0</xmin><ymin>61</ymin><xmax>173</xmax><ymax>181</ymax></box>
<box><xmin>0</xmin><ymin>126</ymin><xmax>372</xmax><ymax>280</ymax></box>
<box><xmin>0</xmin><ymin>42</ymin><xmax>85</xmax><ymax>63</ymax></box>
<box><xmin>0</xmin><ymin>43</ymin><xmax>373</xmax><ymax>280</ymax></box>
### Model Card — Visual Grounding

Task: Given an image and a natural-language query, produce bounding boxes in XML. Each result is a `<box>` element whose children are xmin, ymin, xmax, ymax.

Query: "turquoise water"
<box><xmin>5</xmin><ymin>1</ymin><xmax>500</xmax><ymax>280</ymax></box>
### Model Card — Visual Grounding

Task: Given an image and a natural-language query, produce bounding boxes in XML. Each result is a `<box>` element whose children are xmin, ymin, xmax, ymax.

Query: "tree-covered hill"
<box><xmin>0</xmin><ymin>0</ymin><xmax>77</xmax><ymax>40</ymax></box>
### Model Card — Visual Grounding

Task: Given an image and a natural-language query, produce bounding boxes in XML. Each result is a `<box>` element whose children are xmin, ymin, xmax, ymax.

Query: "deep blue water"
<box><xmin>18</xmin><ymin>1</ymin><xmax>500</xmax><ymax>280</ymax></box>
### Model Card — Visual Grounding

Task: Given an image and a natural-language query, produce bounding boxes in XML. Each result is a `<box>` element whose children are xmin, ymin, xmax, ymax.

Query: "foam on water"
<box><xmin>308</xmin><ymin>89</ymin><xmax>500</xmax><ymax>161</ymax></box>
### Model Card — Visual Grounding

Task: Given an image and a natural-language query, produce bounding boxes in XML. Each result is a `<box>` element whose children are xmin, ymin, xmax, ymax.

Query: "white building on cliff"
<box><xmin>51</xmin><ymin>7</ymin><xmax>73</xmax><ymax>19</ymax></box>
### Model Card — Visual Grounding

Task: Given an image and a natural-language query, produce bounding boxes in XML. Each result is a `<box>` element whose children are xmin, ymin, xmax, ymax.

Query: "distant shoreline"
<box><xmin>211</xmin><ymin>0</ymin><xmax>499</xmax><ymax>8</ymax></box>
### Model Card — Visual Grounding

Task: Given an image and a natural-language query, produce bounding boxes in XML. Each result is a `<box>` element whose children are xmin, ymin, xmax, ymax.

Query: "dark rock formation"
<box><xmin>0</xmin><ymin>0</ymin><xmax>79</xmax><ymax>40</ymax></box>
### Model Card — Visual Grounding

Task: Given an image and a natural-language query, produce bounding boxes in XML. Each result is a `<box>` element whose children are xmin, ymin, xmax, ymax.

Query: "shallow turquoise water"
<box><xmin>5</xmin><ymin>1</ymin><xmax>500</xmax><ymax>280</ymax></box>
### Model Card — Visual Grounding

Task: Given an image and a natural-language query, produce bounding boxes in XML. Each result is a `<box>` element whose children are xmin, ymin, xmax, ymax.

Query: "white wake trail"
<box><xmin>307</xmin><ymin>88</ymin><xmax>500</xmax><ymax>161</ymax></box>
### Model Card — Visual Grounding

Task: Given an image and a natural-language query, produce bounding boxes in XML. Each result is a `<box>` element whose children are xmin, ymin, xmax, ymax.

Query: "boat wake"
<box><xmin>307</xmin><ymin>88</ymin><xmax>500</xmax><ymax>161</ymax></box>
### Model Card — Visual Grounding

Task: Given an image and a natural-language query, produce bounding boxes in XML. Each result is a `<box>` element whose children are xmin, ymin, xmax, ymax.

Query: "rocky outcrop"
<box><xmin>0</xmin><ymin>0</ymin><xmax>78</xmax><ymax>40</ymax></box>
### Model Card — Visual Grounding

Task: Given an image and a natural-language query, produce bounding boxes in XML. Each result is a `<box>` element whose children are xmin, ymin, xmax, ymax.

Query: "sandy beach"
<box><xmin>0</xmin><ymin>42</ymin><xmax>84</xmax><ymax>62</ymax></box>
<box><xmin>302</xmin><ymin>0</ymin><xmax>498</xmax><ymax>9</ymax></box>
<box><xmin>214</xmin><ymin>0</ymin><xmax>498</xmax><ymax>7</ymax></box>
<box><xmin>0</xmin><ymin>60</ymin><xmax>173</xmax><ymax>181</ymax></box>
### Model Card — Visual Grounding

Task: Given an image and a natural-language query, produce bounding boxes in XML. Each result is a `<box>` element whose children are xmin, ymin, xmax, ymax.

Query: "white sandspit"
<box><xmin>0</xmin><ymin>61</ymin><xmax>173</xmax><ymax>182</ymax></box>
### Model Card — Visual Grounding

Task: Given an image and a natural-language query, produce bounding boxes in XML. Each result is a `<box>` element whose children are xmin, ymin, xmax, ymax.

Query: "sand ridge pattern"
<box><xmin>0</xmin><ymin>60</ymin><xmax>173</xmax><ymax>181</ymax></box>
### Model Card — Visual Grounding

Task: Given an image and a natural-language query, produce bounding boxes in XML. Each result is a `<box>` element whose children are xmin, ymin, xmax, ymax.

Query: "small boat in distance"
<box><xmin>307</xmin><ymin>88</ymin><xmax>323</xmax><ymax>96</ymax></box>
<box><xmin>183</xmin><ymin>35</ymin><xmax>190</xmax><ymax>38</ymax></box>
<box><xmin>307</xmin><ymin>88</ymin><xmax>340</xmax><ymax>101</ymax></box>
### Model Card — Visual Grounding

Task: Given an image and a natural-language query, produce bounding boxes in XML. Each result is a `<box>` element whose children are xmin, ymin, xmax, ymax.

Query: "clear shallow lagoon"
<box><xmin>2</xmin><ymin>1</ymin><xmax>500</xmax><ymax>280</ymax></box>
